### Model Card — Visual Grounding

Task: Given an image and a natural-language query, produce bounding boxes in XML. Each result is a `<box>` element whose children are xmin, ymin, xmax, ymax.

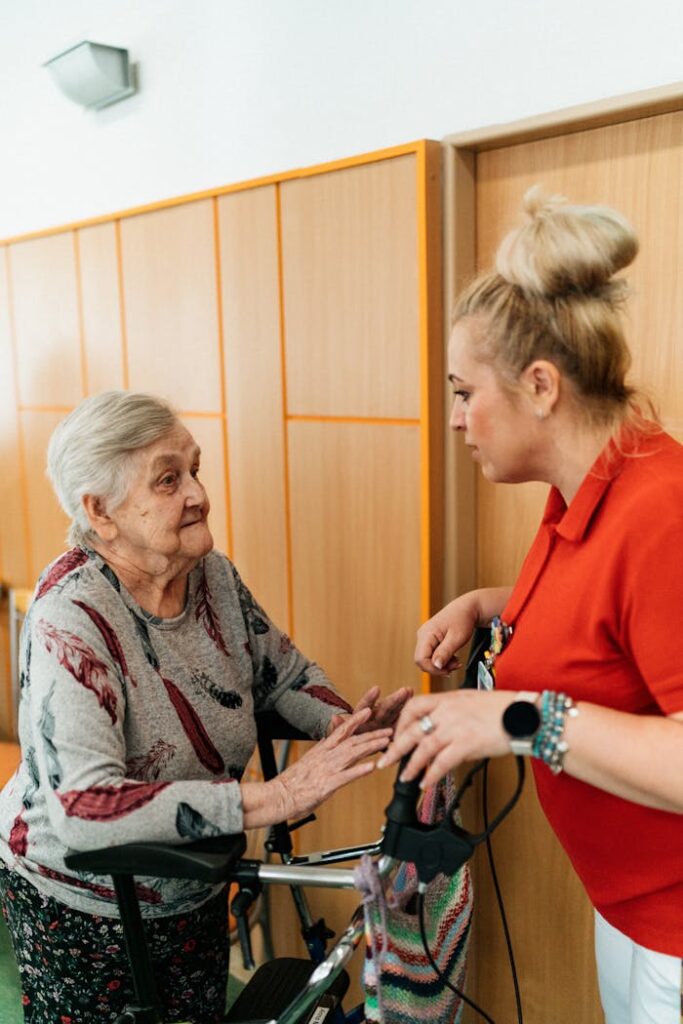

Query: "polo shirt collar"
<box><xmin>542</xmin><ymin>440</ymin><xmax>626</xmax><ymax>543</ymax></box>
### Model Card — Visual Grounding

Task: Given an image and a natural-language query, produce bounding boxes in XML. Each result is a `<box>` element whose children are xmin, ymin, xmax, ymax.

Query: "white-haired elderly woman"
<box><xmin>0</xmin><ymin>390</ymin><xmax>410</xmax><ymax>1024</ymax></box>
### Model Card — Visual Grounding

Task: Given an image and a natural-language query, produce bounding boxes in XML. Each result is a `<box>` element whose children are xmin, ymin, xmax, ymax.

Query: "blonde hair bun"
<box><xmin>495</xmin><ymin>185</ymin><xmax>639</xmax><ymax>298</ymax></box>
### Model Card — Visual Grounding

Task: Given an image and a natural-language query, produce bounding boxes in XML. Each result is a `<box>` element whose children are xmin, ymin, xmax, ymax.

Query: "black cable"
<box><xmin>446</xmin><ymin>757</ymin><xmax>525</xmax><ymax>842</ymax></box>
<box><xmin>483</xmin><ymin>760</ymin><xmax>524</xmax><ymax>1024</ymax></box>
<box><xmin>413</xmin><ymin>756</ymin><xmax>526</xmax><ymax>1024</ymax></box>
<box><xmin>417</xmin><ymin>891</ymin><xmax>495</xmax><ymax>1024</ymax></box>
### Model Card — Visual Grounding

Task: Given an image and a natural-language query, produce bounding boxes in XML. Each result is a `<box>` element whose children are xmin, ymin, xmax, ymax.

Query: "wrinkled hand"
<box><xmin>327</xmin><ymin>686</ymin><xmax>413</xmax><ymax>737</ymax></box>
<box><xmin>414</xmin><ymin>599</ymin><xmax>476</xmax><ymax>675</ymax></box>
<box><xmin>276</xmin><ymin>708</ymin><xmax>392</xmax><ymax>820</ymax></box>
<box><xmin>377</xmin><ymin>690</ymin><xmax>516</xmax><ymax>789</ymax></box>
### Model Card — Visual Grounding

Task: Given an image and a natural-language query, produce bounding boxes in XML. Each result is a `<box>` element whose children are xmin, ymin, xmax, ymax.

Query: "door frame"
<box><xmin>439</xmin><ymin>79</ymin><xmax>683</xmax><ymax>602</ymax></box>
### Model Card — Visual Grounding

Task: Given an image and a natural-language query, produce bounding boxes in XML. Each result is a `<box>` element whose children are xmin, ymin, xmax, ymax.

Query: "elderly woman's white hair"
<box><xmin>47</xmin><ymin>390</ymin><xmax>179</xmax><ymax>547</ymax></box>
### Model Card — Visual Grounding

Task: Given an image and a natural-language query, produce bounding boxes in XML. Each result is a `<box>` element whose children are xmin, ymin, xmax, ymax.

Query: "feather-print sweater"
<box><xmin>0</xmin><ymin>547</ymin><xmax>350</xmax><ymax>917</ymax></box>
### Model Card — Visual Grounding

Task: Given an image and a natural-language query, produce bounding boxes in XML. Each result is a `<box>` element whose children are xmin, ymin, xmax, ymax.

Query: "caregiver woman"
<box><xmin>380</xmin><ymin>190</ymin><xmax>683</xmax><ymax>1024</ymax></box>
<box><xmin>0</xmin><ymin>390</ymin><xmax>409</xmax><ymax>1023</ymax></box>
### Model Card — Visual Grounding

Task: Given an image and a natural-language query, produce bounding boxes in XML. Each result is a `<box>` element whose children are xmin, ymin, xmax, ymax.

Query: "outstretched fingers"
<box><xmin>327</xmin><ymin>706</ymin><xmax>372</xmax><ymax>743</ymax></box>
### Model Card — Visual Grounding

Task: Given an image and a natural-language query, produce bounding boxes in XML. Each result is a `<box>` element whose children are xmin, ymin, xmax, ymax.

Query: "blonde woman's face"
<box><xmin>448</xmin><ymin>321</ymin><xmax>541</xmax><ymax>484</ymax></box>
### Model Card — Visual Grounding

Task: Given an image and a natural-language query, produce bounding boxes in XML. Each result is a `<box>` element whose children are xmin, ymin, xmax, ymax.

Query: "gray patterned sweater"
<box><xmin>0</xmin><ymin>547</ymin><xmax>351</xmax><ymax>917</ymax></box>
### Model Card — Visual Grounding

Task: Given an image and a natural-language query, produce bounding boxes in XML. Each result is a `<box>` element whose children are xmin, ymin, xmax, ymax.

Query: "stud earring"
<box><xmin>534</xmin><ymin>407</ymin><xmax>547</xmax><ymax>420</ymax></box>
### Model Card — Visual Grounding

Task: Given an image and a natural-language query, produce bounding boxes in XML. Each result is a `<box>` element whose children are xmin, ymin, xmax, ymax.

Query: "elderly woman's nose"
<box><xmin>184</xmin><ymin>474</ymin><xmax>206</xmax><ymax>502</ymax></box>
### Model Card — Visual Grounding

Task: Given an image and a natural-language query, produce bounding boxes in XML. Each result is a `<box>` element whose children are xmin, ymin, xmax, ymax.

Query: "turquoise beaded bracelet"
<box><xmin>532</xmin><ymin>691</ymin><xmax>579</xmax><ymax>775</ymax></box>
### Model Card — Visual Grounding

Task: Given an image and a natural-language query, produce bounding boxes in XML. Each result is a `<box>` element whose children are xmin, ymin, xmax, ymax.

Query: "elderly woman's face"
<box><xmin>108</xmin><ymin>425</ymin><xmax>213</xmax><ymax>568</ymax></box>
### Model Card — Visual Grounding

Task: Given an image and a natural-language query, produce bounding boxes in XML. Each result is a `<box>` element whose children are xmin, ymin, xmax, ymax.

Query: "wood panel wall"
<box><xmin>0</xmin><ymin>144</ymin><xmax>443</xmax><ymax>990</ymax></box>
<box><xmin>448</xmin><ymin>107</ymin><xmax>683</xmax><ymax>1024</ymax></box>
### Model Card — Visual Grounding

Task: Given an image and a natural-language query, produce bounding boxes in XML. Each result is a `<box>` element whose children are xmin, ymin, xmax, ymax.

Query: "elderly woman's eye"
<box><xmin>191</xmin><ymin>466</ymin><xmax>200</xmax><ymax>479</ymax></box>
<box><xmin>160</xmin><ymin>473</ymin><xmax>177</xmax><ymax>487</ymax></box>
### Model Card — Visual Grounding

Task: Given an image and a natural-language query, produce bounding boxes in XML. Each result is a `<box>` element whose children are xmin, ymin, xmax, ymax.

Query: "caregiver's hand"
<box><xmin>377</xmin><ymin>690</ymin><xmax>517</xmax><ymax>790</ymax></box>
<box><xmin>414</xmin><ymin>587</ymin><xmax>513</xmax><ymax>675</ymax></box>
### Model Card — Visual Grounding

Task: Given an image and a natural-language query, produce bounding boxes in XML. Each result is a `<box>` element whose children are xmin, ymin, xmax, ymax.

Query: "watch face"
<box><xmin>503</xmin><ymin>700</ymin><xmax>541</xmax><ymax>738</ymax></box>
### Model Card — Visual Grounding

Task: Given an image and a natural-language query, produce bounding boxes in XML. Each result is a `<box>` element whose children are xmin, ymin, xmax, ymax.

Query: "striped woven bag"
<box><xmin>361</xmin><ymin>774</ymin><xmax>473</xmax><ymax>1024</ymax></box>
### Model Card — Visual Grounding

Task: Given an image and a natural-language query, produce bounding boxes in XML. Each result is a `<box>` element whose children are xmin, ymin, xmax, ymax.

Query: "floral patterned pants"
<box><xmin>0</xmin><ymin>863</ymin><xmax>230</xmax><ymax>1023</ymax></box>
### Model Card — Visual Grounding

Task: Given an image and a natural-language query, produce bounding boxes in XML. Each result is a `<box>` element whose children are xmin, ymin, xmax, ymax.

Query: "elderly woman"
<box><xmin>0</xmin><ymin>390</ymin><xmax>409</xmax><ymax>1024</ymax></box>
<box><xmin>380</xmin><ymin>190</ymin><xmax>683</xmax><ymax>1024</ymax></box>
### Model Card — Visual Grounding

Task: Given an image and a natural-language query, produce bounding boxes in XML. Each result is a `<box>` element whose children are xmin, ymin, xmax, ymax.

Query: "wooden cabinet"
<box><xmin>0</xmin><ymin>144</ymin><xmax>443</xmax><ymax>988</ymax></box>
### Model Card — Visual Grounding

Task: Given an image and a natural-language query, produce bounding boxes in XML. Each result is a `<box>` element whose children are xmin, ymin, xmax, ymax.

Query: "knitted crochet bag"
<box><xmin>359</xmin><ymin>775</ymin><xmax>473</xmax><ymax>1024</ymax></box>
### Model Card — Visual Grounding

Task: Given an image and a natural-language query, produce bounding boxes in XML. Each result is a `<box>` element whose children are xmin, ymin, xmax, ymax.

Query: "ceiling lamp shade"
<box><xmin>43</xmin><ymin>41</ymin><xmax>136</xmax><ymax>110</ymax></box>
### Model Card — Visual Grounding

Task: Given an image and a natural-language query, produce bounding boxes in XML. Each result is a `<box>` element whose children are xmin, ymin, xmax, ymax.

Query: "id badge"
<box><xmin>478</xmin><ymin>661</ymin><xmax>495</xmax><ymax>691</ymax></box>
<box><xmin>478</xmin><ymin>616</ymin><xmax>513</xmax><ymax>691</ymax></box>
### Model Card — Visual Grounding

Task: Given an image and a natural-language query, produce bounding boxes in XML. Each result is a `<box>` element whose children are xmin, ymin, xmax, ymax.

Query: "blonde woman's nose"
<box><xmin>449</xmin><ymin>401</ymin><xmax>466</xmax><ymax>430</ymax></box>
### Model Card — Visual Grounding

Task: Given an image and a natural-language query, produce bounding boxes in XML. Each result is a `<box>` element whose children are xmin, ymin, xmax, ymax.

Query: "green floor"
<box><xmin>0</xmin><ymin>914</ymin><xmax>243</xmax><ymax>1021</ymax></box>
<box><xmin>0</xmin><ymin>915</ymin><xmax>22</xmax><ymax>1024</ymax></box>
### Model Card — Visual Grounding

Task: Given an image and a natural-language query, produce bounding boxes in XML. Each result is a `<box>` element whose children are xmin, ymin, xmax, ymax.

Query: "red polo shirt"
<box><xmin>495</xmin><ymin>428</ymin><xmax>683</xmax><ymax>955</ymax></box>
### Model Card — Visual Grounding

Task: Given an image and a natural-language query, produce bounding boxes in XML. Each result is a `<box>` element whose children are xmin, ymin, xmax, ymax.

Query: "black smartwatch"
<box><xmin>502</xmin><ymin>691</ymin><xmax>541</xmax><ymax>756</ymax></box>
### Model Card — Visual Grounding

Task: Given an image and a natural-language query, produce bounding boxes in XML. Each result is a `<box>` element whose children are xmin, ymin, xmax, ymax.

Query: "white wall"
<box><xmin>1</xmin><ymin>0</ymin><xmax>682</xmax><ymax>238</ymax></box>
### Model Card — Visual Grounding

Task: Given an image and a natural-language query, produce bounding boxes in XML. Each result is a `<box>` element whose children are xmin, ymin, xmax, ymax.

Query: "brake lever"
<box><xmin>231</xmin><ymin>884</ymin><xmax>260</xmax><ymax>970</ymax></box>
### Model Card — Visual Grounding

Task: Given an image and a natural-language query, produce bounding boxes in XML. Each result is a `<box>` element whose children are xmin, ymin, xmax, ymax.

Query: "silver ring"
<box><xmin>418</xmin><ymin>714</ymin><xmax>435</xmax><ymax>735</ymax></box>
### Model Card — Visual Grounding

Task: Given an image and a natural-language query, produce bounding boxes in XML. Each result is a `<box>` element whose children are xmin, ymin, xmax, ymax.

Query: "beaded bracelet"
<box><xmin>532</xmin><ymin>691</ymin><xmax>579</xmax><ymax>775</ymax></box>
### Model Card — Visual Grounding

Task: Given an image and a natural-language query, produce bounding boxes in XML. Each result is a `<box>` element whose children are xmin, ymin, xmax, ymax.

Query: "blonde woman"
<box><xmin>380</xmin><ymin>190</ymin><xmax>683</xmax><ymax>1024</ymax></box>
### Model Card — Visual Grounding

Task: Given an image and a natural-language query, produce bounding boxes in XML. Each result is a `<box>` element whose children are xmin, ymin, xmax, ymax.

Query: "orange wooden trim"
<box><xmin>416</xmin><ymin>142</ymin><xmax>432</xmax><ymax>694</ymax></box>
<box><xmin>0</xmin><ymin>252</ymin><xmax>7</xmax><ymax>583</ymax></box>
<box><xmin>114</xmin><ymin>220</ymin><xmax>130</xmax><ymax>389</ymax></box>
<box><xmin>286</xmin><ymin>414</ymin><xmax>421</xmax><ymax>426</ymax></box>
<box><xmin>0</xmin><ymin>142</ymin><xmax>425</xmax><ymax>247</ymax></box>
<box><xmin>211</xmin><ymin>197</ymin><xmax>235</xmax><ymax>559</ymax></box>
<box><xmin>5</xmin><ymin>250</ymin><xmax>35</xmax><ymax>586</ymax></box>
<box><xmin>275</xmin><ymin>184</ymin><xmax>295</xmax><ymax>638</ymax></box>
<box><xmin>1</xmin><ymin>616</ymin><xmax>13</xmax><ymax>742</ymax></box>
<box><xmin>178</xmin><ymin>410</ymin><xmax>224</xmax><ymax>420</ymax></box>
<box><xmin>72</xmin><ymin>230</ymin><xmax>89</xmax><ymax>397</ymax></box>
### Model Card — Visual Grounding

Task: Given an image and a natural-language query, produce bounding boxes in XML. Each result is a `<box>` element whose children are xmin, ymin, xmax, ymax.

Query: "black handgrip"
<box><xmin>380</xmin><ymin>756</ymin><xmax>425</xmax><ymax>861</ymax></box>
<box><xmin>383</xmin><ymin>755</ymin><xmax>422</xmax><ymax>827</ymax></box>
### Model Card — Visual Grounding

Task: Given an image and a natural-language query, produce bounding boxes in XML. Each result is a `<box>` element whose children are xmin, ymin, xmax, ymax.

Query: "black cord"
<box><xmin>483</xmin><ymin>761</ymin><xmax>524</xmax><ymax>1024</ymax></box>
<box><xmin>446</xmin><ymin>757</ymin><xmax>525</xmax><ymax>841</ymax></box>
<box><xmin>413</xmin><ymin>757</ymin><xmax>526</xmax><ymax>1024</ymax></box>
<box><xmin>417</xmin><ymin>891</ymin><xmax>495</xmax><ymax>1024</ymax></box>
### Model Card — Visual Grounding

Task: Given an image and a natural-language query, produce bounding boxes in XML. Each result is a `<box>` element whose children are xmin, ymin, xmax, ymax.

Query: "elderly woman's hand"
<box><xmin>273</xmin><ymin>708</ymin><xmax>392</xmax><ymax>821</ymax></box>
<box><xmin>326</xmin><ymin>685</ymin><xmax>413</xmax><ymax>737</ymax></box>
<box><xmin>377</xmin><ymin>689</ymin><xmax>515</xmax><ymax>790</ymax></box>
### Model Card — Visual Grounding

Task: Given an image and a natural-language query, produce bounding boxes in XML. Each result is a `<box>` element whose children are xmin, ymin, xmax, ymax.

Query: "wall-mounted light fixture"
<box><xmin>43</xmin><ymin>41</ymin><xmax>137</xmax><ymax>110</ymax></box>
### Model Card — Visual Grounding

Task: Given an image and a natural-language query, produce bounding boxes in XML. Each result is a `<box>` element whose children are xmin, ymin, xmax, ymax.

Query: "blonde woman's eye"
<box><xmin>453</xmin><ymin>389</ymin><xmax>471</xmax><ymax>403</ymax></box>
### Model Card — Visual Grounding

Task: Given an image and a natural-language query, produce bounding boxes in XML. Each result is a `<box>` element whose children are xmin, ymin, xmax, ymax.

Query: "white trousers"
<box><xmin>595</xmin><ymin>911</ymin><xmax>682</xmax><ymax>1024</ymax></box>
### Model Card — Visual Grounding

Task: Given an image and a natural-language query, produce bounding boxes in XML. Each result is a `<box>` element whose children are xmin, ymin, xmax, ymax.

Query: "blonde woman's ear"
<box><xmin>521</xmin><ymin>359</ymin><xmax>561</xmax><ymax>412</ymax></box>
